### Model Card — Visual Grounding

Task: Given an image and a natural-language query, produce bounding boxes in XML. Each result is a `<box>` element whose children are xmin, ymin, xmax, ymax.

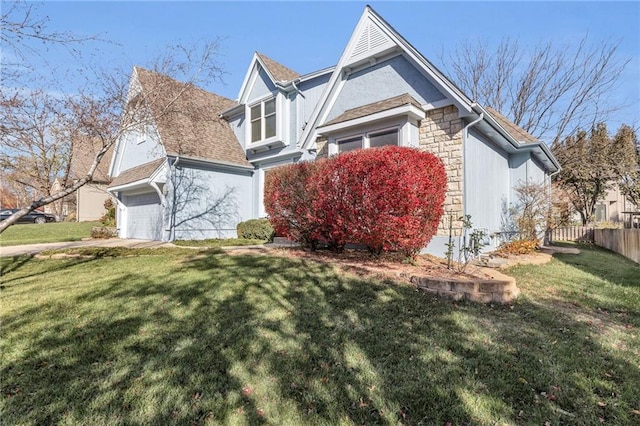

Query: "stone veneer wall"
<box><xmin>418</xmin><ymin>105</ymin><xmax>464</xmax><ymax>236</ymax></box>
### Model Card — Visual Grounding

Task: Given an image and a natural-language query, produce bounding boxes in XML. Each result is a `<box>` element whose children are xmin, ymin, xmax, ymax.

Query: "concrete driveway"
<box><xmin>0</xmin><ymin>238</ymin><xmax>175</xmax><ymax>257</ymax></box>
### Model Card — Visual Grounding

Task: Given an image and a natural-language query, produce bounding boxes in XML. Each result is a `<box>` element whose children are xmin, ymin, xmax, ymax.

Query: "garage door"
<box><xmin>124</xmin><ymin>192</ymin><xmax>163</xmax><ymax>240</ymax></box>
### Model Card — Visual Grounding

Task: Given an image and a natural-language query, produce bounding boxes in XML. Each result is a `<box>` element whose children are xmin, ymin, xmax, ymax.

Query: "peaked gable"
<box><xmin>256</xmin><ymin>52</ymin><xmax>300</xmax><ymax>83</ymax></box>
<box><xmin>299</xmin><ymin>5</ymin><xmax>474</xmax><ymax>150</ymax></box>
<box><xmin>134</xmin><ymin>67</ymin><xmax>251</xmax><ymax>167</ymax></box>
<box><xmin>237</xmin><ymin>52</ymin><xmax>300</xmax><ymax>104</ymax></box>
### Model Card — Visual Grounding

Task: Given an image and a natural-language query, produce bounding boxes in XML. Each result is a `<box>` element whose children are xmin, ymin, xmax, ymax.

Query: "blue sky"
<box><xmin>12</xmin><ymin>1</ymin><xmax>640</xmax><ymax>132</ymax></box>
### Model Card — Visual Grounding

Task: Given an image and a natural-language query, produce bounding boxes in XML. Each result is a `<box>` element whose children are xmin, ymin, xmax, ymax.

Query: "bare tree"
<box><xmin>1</xmin><ymin>1</ymin><xmax>101</xmax><ymax>85</ymax></box>
<box><xmin>0</xmin><ymin>36</ymin><xmax>225</xmax><ymax>233</ymax></box>
<box><xmin>552</xmin><ymin>123</ymin><xmax>636</xmax><ymax>225</ymax></box>
<box><xmin>442</xmin><ymin>36</ymin><xmax>630</xmax><ymax>143</ymax></box>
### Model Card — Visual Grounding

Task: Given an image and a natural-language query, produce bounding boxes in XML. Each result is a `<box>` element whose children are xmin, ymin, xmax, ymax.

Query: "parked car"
<box><xmin>0</xmin><ymin>209</ymin><xmax>57</xmax><ymax>224</ymax></box>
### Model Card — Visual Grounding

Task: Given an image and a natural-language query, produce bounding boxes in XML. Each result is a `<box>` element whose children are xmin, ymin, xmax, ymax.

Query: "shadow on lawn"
<box><xmin>2</xmin><ymin>252</ymin><xmax>639</xmax><ymax>424</ymax></box>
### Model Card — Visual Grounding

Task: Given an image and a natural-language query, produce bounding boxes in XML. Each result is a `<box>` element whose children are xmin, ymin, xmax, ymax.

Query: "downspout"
<box><xmin>462</xmin><ymin>112</ymin><xmax>484</xmax><ymax>217</ymax></box>
<box><xmin>170</xmin><ymin>156</ymin><xmax>181</xmax><ymax>241</ymax></box>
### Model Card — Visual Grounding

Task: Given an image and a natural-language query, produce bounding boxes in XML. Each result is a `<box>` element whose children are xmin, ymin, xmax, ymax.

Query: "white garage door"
<box><xmin>125</xmin><ymin>192</ymin><xmax>163</xmax><ymax>240</ymax></box>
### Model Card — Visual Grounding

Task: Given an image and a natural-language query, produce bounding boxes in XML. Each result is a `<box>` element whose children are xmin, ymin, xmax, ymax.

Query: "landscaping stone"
<box><xmin>410</xmin><ymin>268</ymin><xmax>520</xmax><ymax>304</ymax></box>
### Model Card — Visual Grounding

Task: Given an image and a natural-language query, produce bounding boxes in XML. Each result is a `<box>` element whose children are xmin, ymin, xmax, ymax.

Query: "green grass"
<box><xmin>1</xmin><ymin>244</ymin><xmax>638</xmax><ymax>425</ymax></box>
<box><xmin>173</xmin><ymin>238</ymin><xmax>266</xmax><ymax>248</ymax></box>
<box><xmin>0</xmin><ymin>221</ymin><xmax>99</xmax><ymax>246</ymax></box>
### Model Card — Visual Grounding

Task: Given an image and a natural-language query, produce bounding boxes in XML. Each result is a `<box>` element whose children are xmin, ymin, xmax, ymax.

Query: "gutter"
<box><xmin>472</xmin><ymin>104</ymin><xmax>561</xmax><ymax>173</ymax></box>
<box><xmin>462</xmin><ymin>111</ymin><xmax>484</xmax><ymax>216</ymax></box>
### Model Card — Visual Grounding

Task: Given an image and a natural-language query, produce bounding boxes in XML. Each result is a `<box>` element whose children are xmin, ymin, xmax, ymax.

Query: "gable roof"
<box><xmin>300</xmin><ymin>5</ymin><xmax>474</xmax><ymax>150</ymax></box>
<box><xmin>321</xmin><ymin>93</ymin><xmax>422</xmax><ymax>127</ymax></box>
<box><xmin>134</xmin><ymin>67</ymin><xmax>251</xmax><ymax>167</ymax></box>
<box><xmin>70</xmin><ymin>136</ymin><xmax>114</xmax><ymax>183</ymax></box>
<box><xmin>255</xmin><ymin>52</ymin><xmax>300</xmax><ymax>83</ymax></box>
<box><xmin>109</xmin><ymin>158</ymin><xmax>165</xmax><ymax>188</ymax></box>
<box><xmin>485</xmin><ymin>107</ymin><xmax>538</xmax><ymax>144</ymax></box>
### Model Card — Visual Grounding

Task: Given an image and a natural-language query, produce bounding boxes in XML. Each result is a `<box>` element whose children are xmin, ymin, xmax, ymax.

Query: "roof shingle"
<box><xmin>256</xmin><ymin>52</ymin><xmax>300</xmax><ymax>83</ymax></box>
<box><xmin>70</xmin><ymin>136</ymin><xmax>114</xmax><ymax>183</ymax></box>
<box><xmin>485</xmin><ymin>107</ymin><xmax>539</xmax><ymax>143</ymax></box>
<box><xmin>322</xmin><ymin>93</ymin><xmax>423</xmax><ymax>127</ymax></box>
<box><xmin>135</xmin><ymin>67</ymin><xmax>251</xmax><ymax>167</ymax></box>
<box><xmin>108</xmin><ymin>158</ymin><xmax>165</xmax><ymax>188</ymax></box>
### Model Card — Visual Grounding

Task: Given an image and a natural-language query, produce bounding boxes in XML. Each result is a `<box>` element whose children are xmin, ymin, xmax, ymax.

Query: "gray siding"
<box><xmin>247</xmin><ymin>67</ymin><xmax>277</xmax><ymax>102</ymax></box>
<box><xmin>229</xmin><ymin>114</ymin><xmax>246</xmax><ymax>149</ymax></box>
<box><xmin>326</xmin><ymin>55</ymin><xmax>446</xmax><ymax>122</ymax></box>
<box><xmin>166</xmin><ymin>164</ymin><xmax>254</xmax><ymax>240</ymax></box>
<box><xmin>465</xmin><ymin>129</ymin><xmax>510</xmax><ymax>234</ymax></box>
<box><xmin>298</xmin><ymin>73</ymin><xmax>331</xmax><ymax>133</ymax></box>
<box><xmin>115</xmin><ymin>126</ymin><xmax>165</xmax><ymax>174</ymax></box>
<box><xmin>509</xmin><ymin>152</ymin><xmax>547</xmax><ymax>201</ymax></box>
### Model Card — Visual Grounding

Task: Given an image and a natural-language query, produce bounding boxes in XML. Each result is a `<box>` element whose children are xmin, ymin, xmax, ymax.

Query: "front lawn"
<box><xmin>173</xmin><ymin>238</ymin><xmax>266</xmax><ymax>248</ymax></box>
<box><xmin>0</xmin><ymin>221</ymin><xmax>99</xmax><ymax>246</ymax></box>
<box><xmin>1</xmin><ymin>244</ymin><xmax>638</xmax><ymax>424</ymax></box>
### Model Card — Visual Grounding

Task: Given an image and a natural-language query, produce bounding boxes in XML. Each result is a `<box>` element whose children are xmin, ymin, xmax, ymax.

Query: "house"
<box><xmin>107</xmin><ymin>5</ymin><xmax>560</xmax><ymax>253</ymax></box>
<box><xmin>49</xmin><ymin>138</ymin><xmax>114</xmax><ymax>221</ymax></box>
<box><xmin>594</xmin><ymin>184</ymin><xmax>638</xmax><ymax>227</ymax></box>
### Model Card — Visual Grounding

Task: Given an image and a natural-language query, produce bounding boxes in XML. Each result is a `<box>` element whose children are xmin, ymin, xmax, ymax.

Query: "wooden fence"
<box><xmin>594</xmin><ymin>229</ymin><xmax>640</xmax><ymax>264</ymax></box>
<box><xmin>547</xmin><ymin>226</ymin><xmax>594</xmax><ymax>243</ymax></box>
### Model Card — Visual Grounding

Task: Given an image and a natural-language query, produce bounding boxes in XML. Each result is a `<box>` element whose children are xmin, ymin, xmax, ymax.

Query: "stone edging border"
<box><xmin>410</xmin><ymin>274</ymin><xmax>519</xmax><ymax>304</ymax></box>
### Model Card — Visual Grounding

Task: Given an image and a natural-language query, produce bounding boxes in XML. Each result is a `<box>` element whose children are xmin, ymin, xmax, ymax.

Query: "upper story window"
<box><xmin>134</xmin><ymin>128</ymin><xmax>147</xmax><ymax>145</ymax></box>
<box><xmin>337</xmin><ymin>128</ymin><xmax>399</xmax><ymax>153</ymax></box>
<box><xmin>250</xmin><ymin>98</ymin><xmax>276</xmax><ymax>143</ymax></box>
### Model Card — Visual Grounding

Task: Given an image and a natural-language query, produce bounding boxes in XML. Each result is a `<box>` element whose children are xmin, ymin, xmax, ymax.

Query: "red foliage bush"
<box><xmin>264</xmin><ymin>146</ymin><xmax>447</xmax><ymax>256</ymax></box>
<box><xmin>264</xmin><ymin>161</ymin><xmax>325</xmax><ymax>249</ymax></box>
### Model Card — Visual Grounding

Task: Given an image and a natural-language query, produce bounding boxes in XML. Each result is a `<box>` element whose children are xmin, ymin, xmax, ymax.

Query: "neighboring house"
<box><xmin>595</xmin><ymin>184</ymin><xmax>638</xmax><ymax>226</ymax></box>
<box><xmin>107</xmin><ymin>6</ymin><xmax>560</xmax><ymax>254</ymax></box>
<box><xmin>49</xmin><ymin>138</ymin><xmax>114</xmax><ymax>221</ymax></box>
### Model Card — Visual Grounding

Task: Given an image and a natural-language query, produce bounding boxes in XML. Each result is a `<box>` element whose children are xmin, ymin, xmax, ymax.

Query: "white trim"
<box><xmin>329</xmin><ymin>124</ymin><xmax>403</xmax><ymax>156</ymax></box>
<box><xmin>108</xmin><ymin>179</ymin><xmax>153</xmax><ymax>194</ymax></box>
<box><xmin>299</xmin><ymin>6</ymin><xmax>475</xmax><ymax>151</ymax></box>
<box><xmin>422</xmin><ymin>99</ymin><xmax>453</xmax><ymax>111</ymax></box>
<box><xmin>317</xmin><ymin>104</ymin><xmax>424</xmax><ymax>135</ymax></box>
<box><xmin>246</xmin><ymin>96</ymin><xmax>280</xmax><ymax>146</ymax></box>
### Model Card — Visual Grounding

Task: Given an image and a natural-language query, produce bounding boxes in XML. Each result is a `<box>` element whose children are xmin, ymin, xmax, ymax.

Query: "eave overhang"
<box><xmin>472</xmin><ymin>104</ymin><xmax>561</xmax><ymax>173</ymax></box>
<box><xmin>317</xmin><ymin>104</ymin><xmax>425</xmax><ymax>135</ymax></box>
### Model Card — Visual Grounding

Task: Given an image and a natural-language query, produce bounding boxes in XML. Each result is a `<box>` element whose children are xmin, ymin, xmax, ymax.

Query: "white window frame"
<box><xmin>248</xmin><ymin>96</ymin><xmax>278</xmax><ymax>145</ymax></box>
<box><xmin>135</xmin><ymin>128</ymin><xmax>147</xmax><ymax>145</ymax></box>
<box><xmin>333</xmin><ymin>125</ymin><xmax>401</xmax><ymax>154</ymax></box>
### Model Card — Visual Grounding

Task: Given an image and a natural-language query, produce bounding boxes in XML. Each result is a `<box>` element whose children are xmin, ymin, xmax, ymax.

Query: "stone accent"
<box><xmin>315</xmin><ymin>136</ymin><xmax>329</xmax><ymax>159</ymax></box>
<box><xmin>418</xmin><ymin>105</ymin><xmax>464</xmax><ymax>236</ymax></box>
<box><xmin>410</xmin><ymin>274</ymin><xmax>520</xmax><ymax>304</ymax></box>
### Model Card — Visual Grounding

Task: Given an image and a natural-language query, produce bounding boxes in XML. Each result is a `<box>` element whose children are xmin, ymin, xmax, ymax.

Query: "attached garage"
<box><xmin>123</xmin><ymin>192</ymin><xmax>163</xmax><ymax>240</ymax></box>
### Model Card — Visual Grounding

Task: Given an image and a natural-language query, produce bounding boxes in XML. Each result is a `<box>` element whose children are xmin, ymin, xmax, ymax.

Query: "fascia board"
<box><xmin>237</xmin><ymin>53</ymin><xmax>264</xmax><ymax>103</ymax></box>
<box><xmin>301</xmin><ymin>6</ymin><xmax>475</xmax><ymax>150</ymax></box>
<box><xmin>298</xmin><ymin>66</ymin><xmax>336</xmax><ymax>82</ymax></box>
<box><xmin>219</xmin><ymin>103</ymin><xmax>245</xmax><ymax>119</ymax></box>
<box><xmin>317</xmin><ymin>104</ymin><xmax>425</xmax><ymax>135</ymax></box>
<box><xmin>365</xmin><ymin>9</ymin><xmax>473</xmax><ymax>114</ymax></box>
<box><xmin>474</xmin><ymin>104</ymin><xmax>561</xmax><ymax>173</ymax></box>
<box><xmin>107</xmin><ymin>179</ymin><xmax>152</xmax><ymax>193</ymax></box>
<box><xmin>168</xmin><ymin>155</ymin><xmax>255</xmax><ymax>172</ymax></box>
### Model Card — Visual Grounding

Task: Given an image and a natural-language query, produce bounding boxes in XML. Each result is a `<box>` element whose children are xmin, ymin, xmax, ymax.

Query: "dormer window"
<box><xmin>250</xmin><ymin>98</ymin><xmax>276</xmax><ymax>143</ymax></box>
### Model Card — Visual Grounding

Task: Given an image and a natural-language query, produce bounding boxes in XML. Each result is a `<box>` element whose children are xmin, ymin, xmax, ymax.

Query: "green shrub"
<box><xmin>100</xmin><ymin>198</ymin><xmax>116</xmax><ymax>226</ymax></box>
<box><xmin>236</xmin><ymin>219</ymin><xmax>274</xmax><ymax>242</ymax></box>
